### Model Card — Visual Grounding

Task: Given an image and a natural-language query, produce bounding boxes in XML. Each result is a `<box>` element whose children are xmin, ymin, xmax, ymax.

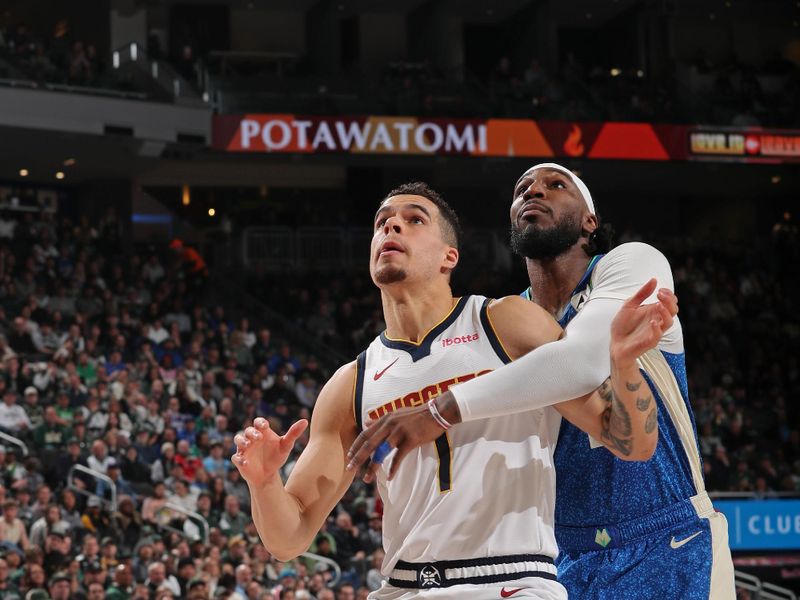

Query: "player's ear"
<box><xmin>442</xmin><ymin>246</ymin><xmax>459</xmax><ymax>273</ymax></box>
<box><xmin>583</xmin><ymin>213</ymin><xmax>598</xmax><ymax>237</ymax></box>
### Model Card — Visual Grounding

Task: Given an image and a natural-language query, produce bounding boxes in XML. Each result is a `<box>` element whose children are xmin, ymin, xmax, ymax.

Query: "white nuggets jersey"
<box><xmin>354</xmin><ymin>295</ymin><xmax>562</xmax><ymax>575</ymax></box>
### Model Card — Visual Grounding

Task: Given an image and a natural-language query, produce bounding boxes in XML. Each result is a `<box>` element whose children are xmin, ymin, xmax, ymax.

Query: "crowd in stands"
<box><xmin>481</xmin><ymin>51</ymin><xmax>800</xmax><ymax>127</ymax></box>
<box><xmin>0</xmin><ymin>22</ymin><xmax>106</xmax><ymax>88</ymax></box>
<box><xmin>661</xmin><ymin>221</ymin><xmax>800</xmax><ymax>496</ymax></box>
<box><xmin>3</xmin><ymin>16</ymin><xmax>798</xmax><ymax>128</ymax></box>
<box><xmin>0</xmin><ymin>199</ymin><xmax>795</xmax><ymax>599</ymax></box>
<box><xmin>0</xmin><ymin>206</ymin><xmax>379</xmax><ymax>599</ymax></box>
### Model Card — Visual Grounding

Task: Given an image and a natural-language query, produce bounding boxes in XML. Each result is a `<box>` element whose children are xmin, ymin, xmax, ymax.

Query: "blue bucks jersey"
<box><xmin>522</xmin><ymin>256</ymin><xmax>703</xmax><ymax>529</ymax></box>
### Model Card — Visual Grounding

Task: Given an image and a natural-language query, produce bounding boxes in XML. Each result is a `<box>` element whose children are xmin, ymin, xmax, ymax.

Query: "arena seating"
<box><xmin>0</xmin><ymin>199</ymin><xmax>795</xmax><ymax>599</ymax></box>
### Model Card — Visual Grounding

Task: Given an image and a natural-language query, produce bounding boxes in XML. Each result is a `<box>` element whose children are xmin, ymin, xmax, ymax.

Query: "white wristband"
<box><xmin>427</xmin><ymin>398</ymin><xmax>452</xmax><ymax>430</ymax></box>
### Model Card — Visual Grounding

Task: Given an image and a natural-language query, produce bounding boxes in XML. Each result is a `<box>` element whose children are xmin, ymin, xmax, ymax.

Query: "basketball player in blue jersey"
<box><xmin>348</xmin><ymin>166</ymin><xmax>735</xmax><ymax>599</ymax></box>
<box><xmin>233</xmin><ymin>183</ymin><xmax>676</xmax><ymax>599</ymax></box>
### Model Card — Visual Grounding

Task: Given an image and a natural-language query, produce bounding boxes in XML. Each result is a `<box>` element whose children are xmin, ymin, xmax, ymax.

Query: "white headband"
<box><xmin>526</xmin><ymin>162</ymin><xmax>595</xmax><ymax>215</ymax></box>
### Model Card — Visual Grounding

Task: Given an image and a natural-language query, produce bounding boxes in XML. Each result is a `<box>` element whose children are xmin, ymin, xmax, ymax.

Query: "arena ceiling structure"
<box><xmin>0</xmin><ymin>0</ymin><xmax>797</xmax><ymax>233</ymax></box>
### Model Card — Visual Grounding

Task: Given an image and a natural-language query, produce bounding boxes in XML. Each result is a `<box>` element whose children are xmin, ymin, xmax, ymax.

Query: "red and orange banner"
<box><xmin>212</xmin><ymin>115</ymin><xmax>800</xmax><ymax>163</ymax></box>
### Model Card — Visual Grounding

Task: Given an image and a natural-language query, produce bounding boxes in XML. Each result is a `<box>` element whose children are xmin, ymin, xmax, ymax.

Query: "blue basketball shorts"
<box><xmin>554</xmin><ymin>493</ymin><xmax>735</xmax><ymax>599</ymax></box>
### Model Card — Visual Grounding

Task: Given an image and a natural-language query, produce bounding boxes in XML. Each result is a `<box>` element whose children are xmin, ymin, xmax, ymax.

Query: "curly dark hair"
<box><xmin>382</xmin><ymin>182</ymin><xmax>462</xmax><ymax>250</ymax></box>
<box><xmin>583</xmin><ymin>219</ymin><xmax>615</xmax><ymax>256</ymax></box>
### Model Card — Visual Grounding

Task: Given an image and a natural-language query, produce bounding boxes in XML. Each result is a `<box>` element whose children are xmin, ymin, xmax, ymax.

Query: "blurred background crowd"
<box><xmin>0</xmin><ymin>197</ymin><xmax>791</xmax><ymax>600</ymax></box>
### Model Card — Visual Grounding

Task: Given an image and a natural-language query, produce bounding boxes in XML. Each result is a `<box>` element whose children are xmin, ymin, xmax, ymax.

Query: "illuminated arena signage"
<box><xmin>689</xmin><ymin>128</ymin><xmax>800</xmax><ymax>162</ymax></box>
<box><xmin>715</xmin><ymin>499</ymin><xmax>800</xmax><ymax>550</ymax></box>
<box><xmin>212</xmin><ymin>115</ymin><xmax>800</xmax><ymax>163</ymax></box>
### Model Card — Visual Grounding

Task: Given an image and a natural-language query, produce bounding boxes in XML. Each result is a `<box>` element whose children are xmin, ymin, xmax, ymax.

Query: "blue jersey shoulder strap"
<box><xmin>521</xmin><ymin>254</ymin><xmax>604</xmax><ymax>327</ymax></box>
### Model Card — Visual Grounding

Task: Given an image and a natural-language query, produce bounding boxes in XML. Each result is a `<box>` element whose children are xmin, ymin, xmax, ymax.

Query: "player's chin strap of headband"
<box><xmin>528</xmin><ymin>162</ymin><xmax>595</xmax><ymax>215</ymax></box>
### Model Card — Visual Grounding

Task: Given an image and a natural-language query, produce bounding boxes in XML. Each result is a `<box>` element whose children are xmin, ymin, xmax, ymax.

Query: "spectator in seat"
<box><xmin>53</xmin><ymin>391</ymin><xmax>74</xmax><ymax>427</ymax></box>
<box><xmin>169</xmin><ymin>239</ymin><xmax>207</xmax><ymax>290</ymax></box>
<box><xmin>33</xmin><ymin>405</ymin><xmax>67</xmax><ymax>449</ymax></box>
<box><xmin>167</xmin><ymin>478</ymin><xmax>197</xmax><ymax>515</ymax></box>
<box><xmin>82</xmin><ymin>560</ymin><xmax>107</xmax><ymax>591</ymax></box>
<box><xmin>234</xmin><ymin>563</ymin><xmax>253</xmax><ymax>597</ymax></box>
<box><xmin>75</xmin><ymin>533</ymin><xmax>100</xmax><ymax>566</ymax></box>
<box><xmin>223</xmin><ymin>468</ymin><xmax>249</xmax><ymax>509</ymax></box>
<box><xmin>150</xmin><ymin>442</ymin><xmax>176</xmax><ymax>484</ymax></box>
<box><xmin>99</xmin><ymin>536</ymin><xmax>119</xmax><ymax>571</ymax></box>
<box><xmin>49</xmin><ymin>438</ymin><xmax>85</xmax><ymax>490</ymax></box>
<box><xmin>175</xmin><ymin>556</ymin><xmax>196</xmax><ymax>596</ymax></box>
<box><xmin>105</xmin><ymin>350</ymin><xmax>125</xmax><ymax>377</ymax></box>
<box><xmin>202</xmin><ymin>440</ymin><xmax>229</xmax><ymax>477</ymax></box>
<box><xmin>365</xmin><ymin>548</ymin><xmax>386</xmax><ymax>591</ymax></box>
<box><xmin>8</xmin><ymin>317</ymin><xmax>36</xmax><ymax>356</ymax></box>
<box><xmin>146</xmin><ymin>561</ymin><xmax>180</xmax><ymax>597</ymax></box>
<box><xmin>120</xmin><ymin>445</ymin><xmax>150</xmax><ymax>486</ymax></box>
<box><xmin>142</xmin><ymin>399</ymin><xmax>165</xmax><ymax>436</ymax></box>
<box><xmin>146</xmin><ymin>319</ymin><xmax>169</xmax><ymax>346</ymax></box>
<box><xmin>141</xmin><ymin>481</ymin><xmax>169</xmax><ymax>525</ymax></box>
<box><xmin>81</xmin><ymin>497</ymin><xmax>113</xmax><ymax>540</ymax></box>
<box><xmin>21</xmin><ymin>386</ymin><xmax>43</xmax><ymax>430</ymax></box>
<box><xmin>31</xmin><ymin>321</ymin><xmax>59</xmax><ymax>356</ymax></box>
<box><xmin>0</xmin><ymin>557</ymin><xmax>19</xmax><ymax>597</ymax></box>
<box><xmin>360</xmin><ymin>512</ymin><xmax>382</xmax><ymax>556</ymax></box>
<box><xmin>294</xmin><ymin>371</ymin><xmax>319</xmax><ymax>409</ymax></box>
<box><xmin>218</xmin><ymin>495</ymin><xmax>247</xmax><ymax>537</ymax></box>
<box><xmin>0</xmin><ymin>390</ymin><xmax>31</xmax><ymax>434</ymax></box>
<box><xmin>106</xmin><ymin>563</ymin><xmax>135</xmax><ymax>600</ymax></box>
<box><xmin>174</xmin><ymin>439</ymin><xmax>202</xmax><ymax>481</ymax></box>
<box><xmin>28</xmin><ymin>503</ymin><xmax>64</xmax><ymax>549</ymax></box>
<box><xmin>142</xmin><ymin>255</ymin><xmax>165</xmax><ymax>285</ymax></box>
<box><xmin>97</xmin><ymin>459</ymin><xmax>137</xmax><ymax>502</ymax></box>
<box><xmin>58</xmin><ymin>488</ymin><xmax>82</xmax><ymax>532</ymax></box>
<box><xmin>0</xmin><ymin>499</ymin><xmax>28</xmax><ymax>550</ymax></box>
<box><xmin>87</xmin><ymin>440</ymin><xmax>112</xmax><ymax>474</ymax></box>
<box><xmin>251</xmin><ymin>328</ymin><xmax>273</xmax><ymax>367</ymax></box>
<box><xmin>329</xmin><ymin>511</ymin><xmax>365</xmax><ymax>571</ymax></box>
<box><xmin>267</xmin><ymin>343</ymin><xmax>301</xmax><ymax>375</ymax></box>
<box><xmin>29</xmin><ymin>483</ymin><xmax>53</xmax><ymax>522</ymax></box>
<box><xmin>42</xmin><ymin>531</ymin><xmax>69</xmax><ymax>574</ymax></box>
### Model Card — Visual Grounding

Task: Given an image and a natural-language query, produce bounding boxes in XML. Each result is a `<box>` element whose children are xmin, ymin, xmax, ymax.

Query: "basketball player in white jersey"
<box><xmin>232</xmin><ymin>182</ymin><xmax>676</xmax><ymax>599</ymax></box>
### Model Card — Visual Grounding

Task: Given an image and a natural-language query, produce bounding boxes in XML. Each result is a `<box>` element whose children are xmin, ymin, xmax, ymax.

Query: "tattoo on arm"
<box><xmin>625</xmin><ymin>381</ymin><xmax>641</xmax><ymax>392</ymax></box>
<box><xmin>645</xmin><ymin>408</ymin><xmax>657</xmax><ymax>434</ymax></box>
<box><xmin>598</xmin><ymin>379</ymin><xmax>633</xmax><ymax>456</ymax></box>
<box><xmin>603</xmin><ymin>381</ymin><xmax>632</xmax><ymax>436</ymax></box>
<box><xmin>636</xmin><ymin>394</ymin><xmax>652</xmax><ymax>412</ymax></box>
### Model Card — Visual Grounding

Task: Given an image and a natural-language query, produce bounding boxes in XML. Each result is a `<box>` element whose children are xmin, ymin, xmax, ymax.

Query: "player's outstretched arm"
<box><xmin>232</xmin><ymin>362</ymin><xmax>358</xmax><ymax>561</ymax></box>
<box><xmin>347</xmin><ymin>279</ymin><xmax>677</xmax><ymax>474</ymax></box>
<box><xmin>554</xmin><ymin>279</ymin><xmax>676</xmax><ymax>461</ymax></box>
<box><xmin>436</xmin><ymin>242</ymin><xmax>676</xmax><ymax>426</ymax></box>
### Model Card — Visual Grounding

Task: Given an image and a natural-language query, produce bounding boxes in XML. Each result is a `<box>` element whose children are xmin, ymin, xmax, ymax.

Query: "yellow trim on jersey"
<box><xmin>484</xmin><ymin>298</ymin><xmax>514</xmax><ymax>360</ymax></box>
<box><xmin>382</xmin><ymin>297</ymin><xmax>463</xmax><ymax>346</ymax></box>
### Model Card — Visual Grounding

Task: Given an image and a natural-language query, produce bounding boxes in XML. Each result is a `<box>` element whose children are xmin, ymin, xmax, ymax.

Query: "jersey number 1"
<box><xmin>434</xmin><ymin>433</ymin><xmax>452</xmax><ymax>493</ymax></box>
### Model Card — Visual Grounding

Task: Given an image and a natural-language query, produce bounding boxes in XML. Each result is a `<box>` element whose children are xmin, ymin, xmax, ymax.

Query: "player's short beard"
<box><xmin>510</xmin><ymin>213</ymin><xmax>584</xmax><ymax>260</ymax></box>
<box><xmin>374</xmin><ymin>265</ymin><xmax>407</xmax><ymax>285</ymax></box>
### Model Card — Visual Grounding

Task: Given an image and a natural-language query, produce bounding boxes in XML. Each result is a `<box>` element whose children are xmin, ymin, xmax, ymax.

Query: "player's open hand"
<box><xmin>347</xmin><ymin>403</ymin><xmax>444</xmax><ymax>480</ymax></box>
<box><xmin>610</xmin><ymin>278</ymin><xmax>678</xmax><ymax>366</ymax></box>
<box><xmin>231</xmin><ymin>417</ymin><xmax>308</xmax><ymax>487</ymax></box>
